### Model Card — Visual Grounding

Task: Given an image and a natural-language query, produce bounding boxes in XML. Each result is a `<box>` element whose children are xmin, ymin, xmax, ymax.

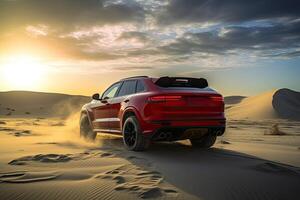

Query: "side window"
<box><xmin>136</xmin><ymin>80</ymin><xmax>145</xmax><ymax>93</ymax></box>
<box><xmin>117</xmin><ymin>80</ymin><xmax>137</xmax><ymax>97</ymax></box>
<box><xmin>102</xmin><ymin>82</ymin><xmax>121</xmax><ymax>99</ymax></box>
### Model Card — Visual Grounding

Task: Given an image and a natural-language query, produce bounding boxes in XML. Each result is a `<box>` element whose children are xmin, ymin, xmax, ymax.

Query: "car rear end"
<box><xmin>142</xmin><ymin>77</ymin><xmax>226</xmax><ymax>141</ymax></box>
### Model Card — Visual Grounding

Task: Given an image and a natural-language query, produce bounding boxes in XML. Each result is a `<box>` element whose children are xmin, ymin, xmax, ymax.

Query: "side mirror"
<box><xmin>101</xmin><ymin>96</ymin><xmax>109</xmax><ymax>103</ymax></box>
<box><xmin>92</xmin><ymin>93</ymin><xmax>100</xmax><ymax>100</ymax></box>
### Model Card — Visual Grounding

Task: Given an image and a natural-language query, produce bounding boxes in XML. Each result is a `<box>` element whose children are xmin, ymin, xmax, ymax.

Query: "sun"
<box><xmin>1</xmin><ymin>55</ymin><xmax>45</xmax><ymax>90</ymax></box>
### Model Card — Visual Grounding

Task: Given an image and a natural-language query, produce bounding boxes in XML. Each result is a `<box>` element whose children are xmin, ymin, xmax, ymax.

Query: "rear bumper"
<box><xmin>150</xmin><ymin>118</ymin><xmax>225</xmax><ymax>126</ymax></box>
<box><xmin>148</xmin><ymin>126</ymin><xmax>225</xmax><ymax>141</ymax></box>
<box><xmin>141</xmin><ymin>118</ymin><xmax>226</xmax><ymax>141</ymax></box>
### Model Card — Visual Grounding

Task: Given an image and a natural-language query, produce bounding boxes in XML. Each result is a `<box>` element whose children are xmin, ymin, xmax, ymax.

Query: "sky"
<box><xmin>0</xmin><ymin>0</ymin><xmax>300</xmax><ymax>96</ymax></box>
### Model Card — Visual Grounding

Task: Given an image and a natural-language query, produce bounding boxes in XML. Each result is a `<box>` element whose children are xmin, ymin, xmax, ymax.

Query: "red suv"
<box><xmin>80</xmin><ymin>76</ymin><xmax>225</xmax><ymax>151</ymax></box>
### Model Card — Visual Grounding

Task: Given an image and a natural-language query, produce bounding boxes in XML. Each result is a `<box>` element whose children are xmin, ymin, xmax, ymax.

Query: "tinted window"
<box><xmin>136</xmin><ymin>80</ymin><xmax>145</xmax><ymax>93</ymax></box>
<box><xmin>117</xmin><ymin>80</ymin><xmax>137</xmax><ymax>96</ymax></box>
<box><xmin>154</xmin><ymin>77</ymin><xmax>208</xmax><ymax>88</ymax></box>
<box><xmin>102</xmin><ymin>82</ymin><xmax>121</xmax><ymax>98</ymax></box>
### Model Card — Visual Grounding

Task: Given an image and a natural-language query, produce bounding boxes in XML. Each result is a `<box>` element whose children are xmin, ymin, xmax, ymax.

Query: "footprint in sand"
<box><xmin>36</xmin><ymin>142</ymin><xmax>58</xmax><ymax>145</ymax></box>
<box><xmin>220</xmin><ymin>140</ymin><xmax>231</xmax><ymax>144</ymax></box>
<box><xmin>113</xmin><ymin>175</ymin><xmax>126</xmax><ymax>184</ymax></box>
<box><xmin>0</xmin><ymin>171</ymin><xmax>59</xmax><ymax>183</ymax></box>
<box><xmin>8</xmin><ymin>151</ymin><xmax>111</xmax><ymax>165</ymax></box>
<box><xmin>0</xmin><ymin>127</ymin><xmax>34</xmax><ymax>137</ymax></box>
<box><xmin>126</xmin><ymin>155</ymin><xmax>153</xmax><ymax>167</ymax></box>
<box><xmin>50</xmin><ymin>122</ymin><xmax>65</xmax><ymax>126</ymax></box>
<box><xmin>139</xmin><ymin>187</ymin><xmax>163</xmax><ymax>199</ymax></box>
<box><xmin>12</xmin><ymin>130</ymin><xmax>32</xmax><ymax>137</ymax></box>
<box><xmin>100</xmin><ymin>152</ymin><xmax>113</xmax><ymax>157</ymax></box>
<box><xmin>9</xmin><ymin>154</ymin><xmax>73</xmax><ymax>165</ymax></box>
<box><xmin>0</xmin><ymin>127</ymin><xmax>16</xmax><ymax>132</ymax></box>
<box><xmin>0</xmin><ymin>171</ymin><xmax>26</xmax><ymax>179</ymax></box>
<box><xmin>98</xmin><ymin>164</ymin><xmax>177</xmax><ymax>199</ymax></box>
<box><xmin>254</xmin><ymin>162</ymin><xmax>298</xmax><ymax>175</ymax></box>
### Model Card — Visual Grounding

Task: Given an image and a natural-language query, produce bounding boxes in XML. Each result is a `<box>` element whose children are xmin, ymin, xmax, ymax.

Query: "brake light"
<box><xmin>148</xmin><ymin>95</ymin><xmax>182</xmax><ymax>102</ymax></box>
<box><xmin>210</xmin><ymin>96</ymin><xmax>224</xmax><ymax>101</ymax></box>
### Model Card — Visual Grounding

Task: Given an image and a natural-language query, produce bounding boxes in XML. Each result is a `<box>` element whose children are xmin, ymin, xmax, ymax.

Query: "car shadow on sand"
<box><xmin>96</xmin><ymin>135</ymin><xmax>300</xmax><ymax>200</ymax></box>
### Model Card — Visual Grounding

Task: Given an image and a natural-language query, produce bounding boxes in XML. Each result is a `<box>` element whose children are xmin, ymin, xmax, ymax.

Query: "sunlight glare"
<box><xmin>1</xmin><ymin>55</ymin><xmax>45</xmax><ymax>90</ymax></box>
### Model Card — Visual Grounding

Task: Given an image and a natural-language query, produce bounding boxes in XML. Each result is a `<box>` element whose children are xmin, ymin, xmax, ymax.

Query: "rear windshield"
<box><xmin>154</xmin><ymin>77</ymin><xmax>208</xmax><ymax>89</ymax></box>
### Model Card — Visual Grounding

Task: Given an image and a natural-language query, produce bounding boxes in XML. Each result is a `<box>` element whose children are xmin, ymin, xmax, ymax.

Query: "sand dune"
<box><xmin>226</xmin><ymin>88</ymin><xmax>300</xmax><ymax>120</ymax></box>
<box><xmin>226</xmin><ymin>90</ymin><xmax>277</xmax><ymax>119</ymax></box>
<box><xmin>272</xmin><ymin>88</ymin><xmax>300</xmax><ymax>120</ymax></box>
<box><xmin>0</xmin><ymin>91</ymin><xmax>89</xmax><ymax>118</ymax></box>
<box><xmin>224</xmin><ymin>95</ymin><xmax>246</xmax><ymax>105</ymax></box>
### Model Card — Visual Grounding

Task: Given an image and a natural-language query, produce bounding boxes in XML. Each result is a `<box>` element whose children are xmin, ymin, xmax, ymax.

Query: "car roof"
<box><xmin>120</xmin><ymin>76</ymin><xmax>149</xmax><ymax>81</ymax></box>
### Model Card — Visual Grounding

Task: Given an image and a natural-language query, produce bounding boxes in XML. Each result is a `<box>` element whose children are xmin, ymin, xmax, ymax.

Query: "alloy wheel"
<box><xmin>124</xmin><ymin>121</ymin><xmax>137</xmax><ymax>147</ymax></box>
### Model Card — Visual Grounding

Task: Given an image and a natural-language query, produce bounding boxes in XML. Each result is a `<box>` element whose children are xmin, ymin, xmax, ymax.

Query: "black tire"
<box><xmin>190</xmin><ymin>133</ymin><xmax>217</xmax><ymax>149</ymax></box>
<box><xmin>122</xmin><ymin>116</ymin><xmax>150</xmax><ymax>151</ymax></box>
<box><xmin>80</xmin><ymin>114</ymin><xmax>96</xmax><ymax>141</ymax></box>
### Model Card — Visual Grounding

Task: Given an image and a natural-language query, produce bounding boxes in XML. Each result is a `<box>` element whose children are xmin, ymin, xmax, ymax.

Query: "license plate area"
<box><xmin>187</xmin><ymin>97</ymin><xmax>211</xmax><ymax>106</ymax></box>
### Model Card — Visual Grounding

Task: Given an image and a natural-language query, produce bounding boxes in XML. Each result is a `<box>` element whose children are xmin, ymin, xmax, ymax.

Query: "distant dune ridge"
<box><xmin>224</xmin><ymin>96</ymin><xmax>246</xmax><ymax>105</ymax></box>
<box><xmin>0</xmin><ymin>91</ymin><xmax>90</xmax><ymax>118</ymax></box>
<box><xmin>226</xmin><ymin>88</ymin><xmax>300</xmax><ymax>120</ymax></box>
<box><xmin>272</xmin><ymin>88</ymin><xmax>300</xmax><ymax>120</ymax></box>
<box><xmin>1</xmin><ymin>89</ymin><xmax>299</xmax><ymax>120</ymax></box>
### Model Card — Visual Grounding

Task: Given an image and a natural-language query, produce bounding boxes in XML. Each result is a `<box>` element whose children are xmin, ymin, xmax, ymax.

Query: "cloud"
<box><xmin>157</xmin><ymin>0</ymin><xmax>300</xmax><ymax>25</ymax></box>
<box><xmin>117</xmin><ymin>31</ymin><xmax>150</xmax><ymax>43</ymax></box>
<box><xmin>0</xmin><ymin>31</ymin><xmax>124</xmax><ymax>61</ymax></box>
<box><xmin>0</xmin><ymin>0</ymin><xmax>300</xmax><ymax>72</ymax></box>
<box><xmin>112</xmin><ymin>65</ymin><xmax>154</xmax><ymax>71</ymax></box>
<box><xmin>156</xmin><ymin>20</ymin><xmax>300</xmax><ymax>57</ymax></box>
<box><xmin>0</xmin><ymin>0</ymin><xmax>145</xmax><ymax>32</ymax></box>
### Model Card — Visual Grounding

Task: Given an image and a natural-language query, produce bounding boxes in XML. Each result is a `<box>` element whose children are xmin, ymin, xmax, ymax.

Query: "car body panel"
<box><xmin>81</xmin><ymin>76</ymin><xmax>226</xmax><ymax>139</ymax></box>
<box><xmin>90</xmin><ymin>100</ymin><xmax>111</xmax><ymax>130</ymax></box>
<box><xmin>109</xmin><ymin>96</ymin><xmax>125</xmax><ymax>131</ymax></box>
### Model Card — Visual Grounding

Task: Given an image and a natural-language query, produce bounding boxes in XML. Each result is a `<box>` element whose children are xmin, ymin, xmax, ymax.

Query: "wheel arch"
<box><xmin>80</xmin><ymin>109</ymin><xmax>94</xmax><ymax>129</ymax></box>
<box><xmin>121</xmin><ymin>107</ymin><xmax>142</xmax><ymax>130</ymax></box>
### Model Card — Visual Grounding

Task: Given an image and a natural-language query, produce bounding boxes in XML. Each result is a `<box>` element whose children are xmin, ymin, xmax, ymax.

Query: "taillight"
<box><xmin>210</xmin><ymin>96</ymin><xmax>224</xmax><ymax>101</ymax></box>
<box><xmin>148</xmin><ymin>95</ymin><xmax>182</xmax><ymax>103</ymax></box>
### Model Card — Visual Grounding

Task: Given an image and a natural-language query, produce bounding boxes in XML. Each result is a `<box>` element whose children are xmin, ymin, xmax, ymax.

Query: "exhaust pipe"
<box><xmin>158</xmin><ymin>132</ymin><xmax>167</xmax><ymax>140</ymax></box>
<box><xmin>214</xmin><ymin>130</ymin><xmax>223</xmax><ymax>136</ymax></box>
<box><xmin>164</xmin><ymin>132</ymin><xmax>172</xmax><ymax>140</ymax></box>
<box><xmin>157</xmin><ymin>132</ymin><xmax>172</xmax><ymax>140</ymax></box>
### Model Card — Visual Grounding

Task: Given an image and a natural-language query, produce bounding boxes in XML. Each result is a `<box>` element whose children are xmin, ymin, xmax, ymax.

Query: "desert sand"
<box><xmin>0</xmin><ymin>90</ymin><xmax>300</xmax><ymax>200</ymax></box>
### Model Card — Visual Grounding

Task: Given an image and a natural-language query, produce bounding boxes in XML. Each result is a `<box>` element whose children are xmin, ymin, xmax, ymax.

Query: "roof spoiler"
<box><xmin>155</xmin><ymin>76</ymin><xmax>208</xmax><ymax>88</ymax></box>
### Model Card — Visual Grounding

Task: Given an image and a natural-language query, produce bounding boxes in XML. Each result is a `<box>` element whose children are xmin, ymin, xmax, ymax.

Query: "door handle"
<box><xmin>124</xmin><ymin>99</ymin><xmax>130</xmax><ymax>103</ymax></box>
